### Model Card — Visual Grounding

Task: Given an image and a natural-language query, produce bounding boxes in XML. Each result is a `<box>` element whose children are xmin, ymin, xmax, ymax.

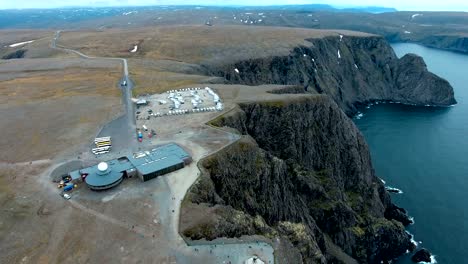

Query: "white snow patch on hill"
<box><xmin>9</xmin><ymin>40</ymin><xmax>35</xmax><ymax>47</ymax></box>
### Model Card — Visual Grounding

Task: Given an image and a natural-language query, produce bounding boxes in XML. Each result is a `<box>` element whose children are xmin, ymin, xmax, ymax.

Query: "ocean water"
<box><xmin>354</xmin><ymin>43</ymin><xmax>468</xmax><ymax>263</ymax></box>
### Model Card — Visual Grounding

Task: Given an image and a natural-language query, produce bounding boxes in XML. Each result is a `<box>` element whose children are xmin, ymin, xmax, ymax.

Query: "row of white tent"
<box><xmin>166</xmin><ymin>87</ymin><xmax>203</xmax><ymax>93</ymax></box>
<box><xmin>205</xmin><ymin>87</ymin><xmax>221</xmax><ymax>103</ymax></box>
<box><xmin>167</xmin><ymin>107</ymin><xmax>219</xmax><ymax>115</ymax></box>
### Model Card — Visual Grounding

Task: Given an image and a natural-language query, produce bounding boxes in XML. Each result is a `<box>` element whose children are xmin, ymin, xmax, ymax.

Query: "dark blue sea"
<box><xmin>354</xmin><ymin>43</ymin><xmax>468</xmax><ymax>263</ymax></box>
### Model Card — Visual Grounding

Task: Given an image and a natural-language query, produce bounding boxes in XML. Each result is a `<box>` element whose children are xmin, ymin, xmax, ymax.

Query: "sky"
<box><xmin>1</xmin><ymin>0</ymin><xmax>467</xmax><ymax>11</ymax></box>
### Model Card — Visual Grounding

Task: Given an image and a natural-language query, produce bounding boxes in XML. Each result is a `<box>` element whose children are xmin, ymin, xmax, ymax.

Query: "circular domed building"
<box><xmin>84</xmin><ymin>161</ymin><xmax>125</xmax><ymax>191</ymax></box>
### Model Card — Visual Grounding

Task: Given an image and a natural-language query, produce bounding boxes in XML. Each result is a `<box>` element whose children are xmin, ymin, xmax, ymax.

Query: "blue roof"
<box><xmin>127</xmin><ymin>143</ymin><xmax>189</xmax><ymax>175</ymax></box>
<box><xmin>69</xmin><ymin>144</ymin><xmax>191</xmax><ymax>187</ymax></box>
<box><xmin>71</xmin><ymin>158</ymin><xmax>134</xmax><ymax>188</ymax></box>
<box><xmin>85</xmin><ymin>168</ymin><xmax>123</xmax><ymax>187</ymax></box>
<box><xmin>136</xmin><ymin>155</ymin><xmax>184</xmax><ymax>175</ymax></box>
<box><xmin>69</xmin><ymin>170</ymin><xmax>82</xmax><ymax>180</ymax></box>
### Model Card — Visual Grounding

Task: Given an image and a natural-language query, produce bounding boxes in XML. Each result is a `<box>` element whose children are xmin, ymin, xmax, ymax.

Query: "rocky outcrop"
<box><xmin>183</xmin><ymin>96</ymin><xmax>414</xmax><ymax>263</ymax></box>
<box><xmin>392</xmin><ymin>54</ymin><xmax>455</xmax><ymax>106</ymax></box>
<box><xmin>384</xmin><ymin>204</ymin><xmax>413</xmax><ymax>226</ymax></box>
<box><xmin>204</xmin><ymin>35</ymin><xmax>456</xmax><ymax>115</ymax></box>
<box><xmin>411</xmin><ymin>248</ymin><xmax>432</xmax><ymax>263</ymax></box>
<box><xmin>2</xmin><ymin>49</ymin><xmax>26</xmax><ymax>59</ymax></box>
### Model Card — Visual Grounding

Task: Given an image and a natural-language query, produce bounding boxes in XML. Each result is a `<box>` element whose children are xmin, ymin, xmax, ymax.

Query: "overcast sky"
<box><xmin>1</xmin><ymin>0</ymin><xmax>468</xmax><ymax>11</ymax></box>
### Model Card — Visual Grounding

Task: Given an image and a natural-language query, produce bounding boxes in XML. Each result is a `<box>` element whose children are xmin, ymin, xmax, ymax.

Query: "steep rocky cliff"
<box><xmin>183</xmin><ymin>96</ymin><xmax>415</xmax><ymax>263</ymax></box>
<box><xmin>204</xmin><ymin>35</ymin><xmax>456</xmax><ymax>115</ymax></box>
<box><xmin>180</xmin><ymin>34</ymin><xmax>454</xmax><ymax>263</ymax></box>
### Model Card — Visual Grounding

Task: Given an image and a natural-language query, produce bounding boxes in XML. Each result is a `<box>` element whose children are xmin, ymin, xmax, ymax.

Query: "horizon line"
<box><xmin>0</xmin><ymin>4</ymin><xmax>466</xmax><ymax>12</ymax></box>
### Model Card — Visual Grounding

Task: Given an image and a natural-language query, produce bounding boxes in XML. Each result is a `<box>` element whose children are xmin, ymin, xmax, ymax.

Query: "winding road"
<box><xmin>52</xmin><ymin>31</ymin><xmax>137</xmax><ymax>152</ymax></box>
<box><xmin>49</xmin><ymin>31</ymin><xmax>275</xmax><ymax>263</ymax></box>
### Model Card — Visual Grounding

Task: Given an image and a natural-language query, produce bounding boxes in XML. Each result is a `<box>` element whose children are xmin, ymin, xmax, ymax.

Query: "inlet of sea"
<box><xmin>353</xmin><ymin>43</ymin><xmax>468</xmax><ymax>263</ymax></box>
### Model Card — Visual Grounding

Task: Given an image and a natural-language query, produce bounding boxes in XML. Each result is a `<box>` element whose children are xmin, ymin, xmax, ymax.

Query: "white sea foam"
<box><xmin>406</xmin><ymin>231</ymin><xmax>419</xmax><ymax>247</ymax></box>
<box><xmin>417</xmin><ymin>255</ymin><xmax>438</xmax><ymax>263</ymax></box>
<box><xmin>385</xmin><ymin>186</ymin><xmax>403</xmax><ymax>194</ymax></box>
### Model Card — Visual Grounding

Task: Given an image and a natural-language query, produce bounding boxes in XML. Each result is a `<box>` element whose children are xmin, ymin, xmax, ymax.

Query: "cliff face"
<box><xmin>181</xmin><ymin>35</ymin><xmax>454</xmax><ymax>263</ymax></box>
<box><xmin>204</xmin><ymin>35</ymin><xmax>456</xmax><ymax>115</ymax></box>
<box><xmin>184</xmin><ymin>96</ymin><xmax>414</xmax><ymax>263</ymax></box>
<box><xmin>390</xmin><ymin>34</ymin><xmax>468</xmax><ymax>55</ymax></box>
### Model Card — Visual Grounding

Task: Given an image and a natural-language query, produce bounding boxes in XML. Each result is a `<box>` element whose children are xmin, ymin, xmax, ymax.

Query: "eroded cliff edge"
<box><xmin>181</xmin><ymin>96</ymin><xmax>415</xmax><ymax>263</ymax></box>
<box><xmin>179</xmin><ymin>34</ymin><xmax>454</xmax><ymax>263</ymax></box>
<box><xmin>204</xmin><ymin>35</ymin><xmax>456</xmax><ymax>115</ymax></box>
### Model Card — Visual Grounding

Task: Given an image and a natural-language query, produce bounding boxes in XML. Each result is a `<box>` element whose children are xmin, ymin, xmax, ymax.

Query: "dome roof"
<box><xmin>97</xmin><ymin>162</ymin><xmax>108</xmax><ymax>172</ymax></box>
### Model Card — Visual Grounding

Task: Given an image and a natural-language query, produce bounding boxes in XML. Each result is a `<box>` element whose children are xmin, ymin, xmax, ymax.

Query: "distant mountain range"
<box><xmin>245</xmin><ymin>4</ymin><xmax>397</xmax><ymax>13</ymax></box>
<box><xmin>0</xmin><ymin>4</ymin><xmax>397</xmax><ymax>29</ymax></box>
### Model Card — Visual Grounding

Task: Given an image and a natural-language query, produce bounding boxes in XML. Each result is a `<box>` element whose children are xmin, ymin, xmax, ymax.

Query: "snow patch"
<box><xmin>9</xmin><ymin>40</ymin><xmax>35</xmax><ymax>48</ymax></box>
<box><xmin>122</xmin><ymin>11</ymin><xmax>138</xmax><ymax>16</ymax></box>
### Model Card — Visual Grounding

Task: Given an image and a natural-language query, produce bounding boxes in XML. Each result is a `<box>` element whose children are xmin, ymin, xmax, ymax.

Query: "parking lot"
<box><xmin>135</xmin><ymin>87</ymin><xmax>225</xmax><ymax>141</ymax></box>
<box><xmin>136</xmin><ymin>87</ymin><xmax>223</xmax><ymax>119</ymax></box>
